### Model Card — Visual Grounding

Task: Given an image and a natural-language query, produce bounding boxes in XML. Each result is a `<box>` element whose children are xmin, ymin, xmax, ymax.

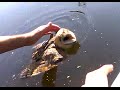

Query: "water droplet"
<box><xmin>94</xmin><ymin>30</ymin><xmax>97</xmax><ymax>32</ymax></box>
<box><xmin>11</xmin><ymin>52</ymin><xmax>14</xmax><ymax>55</ymax></box>
<box><xmin>72</xmin><ymin>19</ymin><xmax>74</xmax><ymax>20</ymax></box>
<box><xmin>83</xmin><ymin>51</ymin><xmax>87</xmax><ymax>53</ymax></box>
<box><xmin>100</xmin><ymin>33</ymin><xmax>103</xmax><ymax>35</ymax></box>
<box><xmin>46</xmin><ymin>79</ymin><xmax>49</xmax><ymax>81</ymax></box>
<box><xmin>26</xmin><ymin>83</ymin><xmax>29</xmax><ymax>86</ymax></box>
<box><xmin>68</xmin><ymin>60</ymin><xmax>69</xmax><ymax>62</ymax></box>
<box><xmin>12</xmin><ymin>74</ymin><xmax>15</xmax><ymax>78</ymax></box>
<box><xmin>100</xmin><ymin>37</ymin><xmax>103</xmax><ymax>39</ymax></box>
<box><xmin>67</xmin><ymin>76</ymin><xmax>70</xmax><ymax>78</ymax></box>
<box><xmin>64</xmin><ymin>84</ymin><xmax>66</xmax><ymax>85</ymax></box>
<box><xmin>106</xmin><ymin>43</ymin><xmax>109</xmax><ymax>46</ymax></box>
<box><xmin>13</xmin><ymin>77</ymin><xmax>16</xmax><ymax>81</ymax></box>
<box><xmin>69</xmin><ymin>80</ymin><xmax>72</xmax><ymax>82</ymax></box>
<box><xmin>113</xmin><ymin>62</ymin><xmax>116</xmax><ymax>64</ymax></box>
<box><xmin>36</xmin><ymin>83</ymin><xmax>38</xmax><ymax>86</ymax></box>
<box><xmin>77</xmin><ymin>65</ymin><xmax>81</xmax><ymax>69</ymax></box>
<box><xmin>73</xmin><ymin>29</ymin><xmax>76</xmax><ymax>31</ymax></box>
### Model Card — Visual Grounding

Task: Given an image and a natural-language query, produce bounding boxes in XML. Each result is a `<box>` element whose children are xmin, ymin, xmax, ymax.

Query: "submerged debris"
<box><xmin>69</xmin><ymin>10</ymin><xmax>85</xmax><ymax>15</ymax></box>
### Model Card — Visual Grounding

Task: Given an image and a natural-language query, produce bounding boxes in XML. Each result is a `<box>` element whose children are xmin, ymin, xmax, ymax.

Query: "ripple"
<box><xmin>83</xmin><ymin>50</ymin><xmax>87</xmax><ymax>53</ymax></box>
<box><xmin>17</xmin><ymin>7</ymin><xmax>93</xmax><ymax>45</ymax></box>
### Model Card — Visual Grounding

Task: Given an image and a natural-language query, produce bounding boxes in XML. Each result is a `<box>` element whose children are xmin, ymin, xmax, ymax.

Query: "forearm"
<box><xmin>0</xmin><ymin>22</ymin><xmax>60</xmax><ymax>54</ymax></box>
<box><xmin>0</xmin><ymin>31</ymin><xmax>44</xmax><ymax>54</ymax></box>
<box><xmin>0</xmin><ymin>34</ymin><xmax>29</xmax><ymax>54</ymax></box>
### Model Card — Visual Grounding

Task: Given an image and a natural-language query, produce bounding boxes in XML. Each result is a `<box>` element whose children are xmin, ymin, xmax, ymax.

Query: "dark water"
<box><xmin>0</xmin><ymin>2</ymin><xmax>120</xmax><ymax>87</ymax></box>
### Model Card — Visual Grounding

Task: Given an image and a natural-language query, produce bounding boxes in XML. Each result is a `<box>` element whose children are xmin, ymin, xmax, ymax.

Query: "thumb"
<box><xmin>47</xmin><ymin>22</ymin><xmax>52</xmax><ymax>26</ymax></box>
<box><xmin>98</xmin><ymin>64</ymin><xmax>114</xmax><ymax>75</ymax></box>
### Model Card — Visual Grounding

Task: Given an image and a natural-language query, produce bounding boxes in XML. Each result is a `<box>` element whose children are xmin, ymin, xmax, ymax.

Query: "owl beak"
<box><xmin>63</xmin><ymin>38</ymin><xmax>76</xmax><ymax>45</ymax></box>
<box><xmin>61</xmin><ymin>34</ymin><xmax>77</xmax><ymax>45</ymax></box>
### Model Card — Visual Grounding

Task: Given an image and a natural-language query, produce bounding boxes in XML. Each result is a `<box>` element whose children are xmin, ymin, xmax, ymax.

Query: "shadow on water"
<box><xmin>41</xmin><ymin>66</ymin><xmax>57</xmax><ymax>87</ymax></box>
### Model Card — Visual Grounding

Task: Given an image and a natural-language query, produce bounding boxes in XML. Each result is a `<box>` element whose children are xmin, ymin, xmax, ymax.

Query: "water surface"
<box><xmin>0</xmin><ymin>2</ymin><xmax>120</xmax><ymax>87</ymax></box>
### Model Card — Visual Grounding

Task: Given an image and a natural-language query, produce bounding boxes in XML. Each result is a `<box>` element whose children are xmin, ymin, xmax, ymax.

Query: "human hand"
<box><xmin>82</xmin><ymin>64</ymin><xmax>114</xmax><ymax>87</ymax></box>
<box><xmin>26</xmin><ymin>22</ymin><xmax>61</xmax><ymax>45</ymax></box>
<box><xmin>33</xmin><ymin>22</ymin><xmax>61</xmax><ymax>35</ymax></box>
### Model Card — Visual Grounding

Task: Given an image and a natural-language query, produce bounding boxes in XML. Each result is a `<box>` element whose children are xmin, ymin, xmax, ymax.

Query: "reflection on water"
<box><xmin>41</xmin><ymin>41</ymin><xmax>80</xmax><ymax>87</ymax></box>
<box><xmin>41</xmin><ymin>42</ymin><xmax>80</xmax><ymax>87</ymax></box>
<box><xmin>65</xmin><ymin>41</ymin><xmax>80</xmax><ymax>55</ymax></box>
<box><xmin>41</xmin><ymin>66</ymin><xmax>57</xmax><ymax>87</ymax></box>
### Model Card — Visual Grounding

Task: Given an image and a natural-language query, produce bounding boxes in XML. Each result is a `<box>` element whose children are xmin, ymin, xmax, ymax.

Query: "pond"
<box><xmin>0</xmin><ymin>2</ymin><xmax>120</xmax><ymax>87</ymax></box>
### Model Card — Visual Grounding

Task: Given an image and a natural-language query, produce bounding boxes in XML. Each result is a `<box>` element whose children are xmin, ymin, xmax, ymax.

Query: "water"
<box><xmin>0</xmin><ymin>2</ymin><xmax>120</xmax><ymax>87</ymax></box>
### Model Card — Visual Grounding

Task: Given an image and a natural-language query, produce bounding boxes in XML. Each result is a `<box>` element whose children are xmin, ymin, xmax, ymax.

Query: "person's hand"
<box><xmin>32</xmin><ymin>22</ymin><xmax>61</xmax><ymax>35</ymax></box>
<box><xmin>82</xmin><ymin>64</ymin><xmax>114</xmax><ymax>87</ymax></box>
<box><xmin>26</xmin><ymin>22</ymin><xmax>61</xmax><ymax>46</ymax></box>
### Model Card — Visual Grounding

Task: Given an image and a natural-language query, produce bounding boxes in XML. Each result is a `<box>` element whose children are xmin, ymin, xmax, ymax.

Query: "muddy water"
<box><xmin>0</xmin><ymin>2</ymin><xmax>120</xmax><ymax>87</ymax></box>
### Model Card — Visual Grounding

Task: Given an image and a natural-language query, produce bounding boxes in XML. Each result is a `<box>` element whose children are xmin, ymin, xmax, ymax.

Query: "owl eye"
<box><xmin>63</xmin><ymin>35</ymin><xmax>70</xmax><ymax>41</ymax></box>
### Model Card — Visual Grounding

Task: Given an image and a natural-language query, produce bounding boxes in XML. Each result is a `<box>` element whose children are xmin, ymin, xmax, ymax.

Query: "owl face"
<box><xmin>54</xmin><ymin>28</ymin><xmax>77</xmax><ymax>49</ymax></box>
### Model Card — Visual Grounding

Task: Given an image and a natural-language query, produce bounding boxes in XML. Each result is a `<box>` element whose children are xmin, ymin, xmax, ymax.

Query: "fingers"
<box><xmin>47</xmin><ymin>22</ymin><xmax>61</xmax><ymax>32</ymax></box>
<box><xmin>98</xmin><ymin>64</ymin><xmax>114</xmax><ymax>75</ymax></box>
<box><xmin>88</xmin><ymin>64</ymin><xmax>114</xmax><ymax>76</ymax></box>
<box><xmin>47</xmin><ymin>22</ymin><xmax>52</xmax><ymax>26</ymax></box>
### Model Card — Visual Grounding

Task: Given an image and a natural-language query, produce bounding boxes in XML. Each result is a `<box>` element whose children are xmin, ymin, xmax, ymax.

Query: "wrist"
<box><xmin>24</xmin><ymin>25</ymin><xmax>49</xmax><ymax>46</ymax></box>
<box><xmin>25</xmin><ymin>30</ymin><xmax>44</xmax><ymax>46</ymax></box>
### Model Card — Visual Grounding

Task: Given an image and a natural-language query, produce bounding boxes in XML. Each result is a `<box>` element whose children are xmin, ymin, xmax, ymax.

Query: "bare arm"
<box><xmin>0</xmin><ymin>34</ymin><xmax>30</xmax><ymax>54</ymax></box>
<box><xmin>0</xmin><ymin>22</ymin><xmax>60</xmax><ymax>54</ymax></box>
